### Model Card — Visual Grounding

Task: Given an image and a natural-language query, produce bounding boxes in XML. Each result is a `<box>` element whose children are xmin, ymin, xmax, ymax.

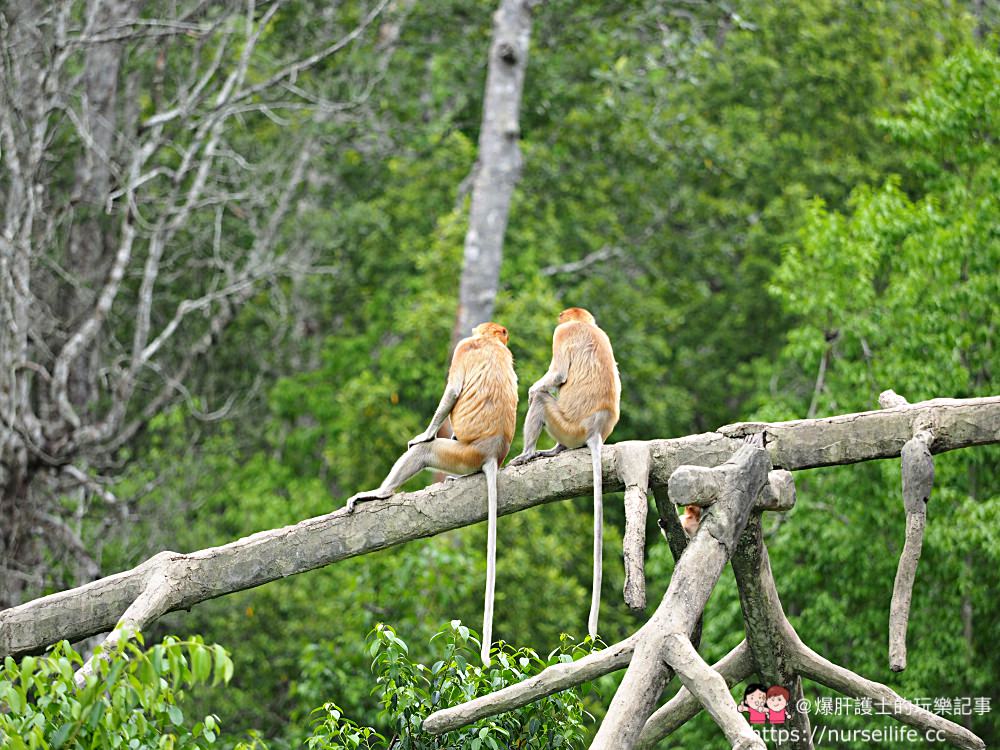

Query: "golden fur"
<box><xmin>447</xmin><ymin>323</ymin><xmax>518</xmax><ymax>464</ymax></box>
<box><xmin>543</xmin><ymin>310</ymin><xmax>620</xmax><ymax>447</ymax></box>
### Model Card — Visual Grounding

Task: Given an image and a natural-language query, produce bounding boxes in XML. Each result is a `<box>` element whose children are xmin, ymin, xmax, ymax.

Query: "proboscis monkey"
<box><xmin>346</xmin><ymin>322</ymin><xmax>518</xmax><ymax>665</ymax></box>
<box><xmin>681</xmin><ymin>505</ymin><xmax>701</xmax><ymax>538</ymax></box>
<box><xmin>510</xmin><ymin>307</ymin><xmax>620</xmax><ymax>638</ymax></box>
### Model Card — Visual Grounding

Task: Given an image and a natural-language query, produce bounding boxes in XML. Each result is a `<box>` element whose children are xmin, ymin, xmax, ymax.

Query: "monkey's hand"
<box><xmin>407</xmin><ymin>430</ymin><xmax>436</xmax><ymax>448</ymax></box>
<box><xmin>528</xmin><ymin>384</ymin><xmax>555</xmax><ymax>399</ymax></box>
<box><xmin>345</xmin><ymin>489</ymin><xmax>392</xmax><ymax>513</ymax></box>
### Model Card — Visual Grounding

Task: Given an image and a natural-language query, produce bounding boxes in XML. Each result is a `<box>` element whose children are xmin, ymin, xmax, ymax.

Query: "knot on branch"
<box><xmin>496</xmin><ymin>41</ymin><xmax>518</xmax><ymax>65</ymax></box>
<box><xmin>879</xmin><ymin>389</ymin><xmax>910</xmax><ymax>409</ymax></box>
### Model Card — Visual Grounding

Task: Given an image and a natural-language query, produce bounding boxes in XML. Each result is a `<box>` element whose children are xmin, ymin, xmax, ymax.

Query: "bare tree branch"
<box><xmin>2</xmin><ymin>396</ymin><xmax>996</xmax><ymax>658</ymax></box>
<box><xmin>452</xmin><ymin>0</ymin><xmax>542</xmax><ymax>342</ymax></box>
<box><xmin>617</xmin><ymin>442</ymin><xmax>651</xmax><ymax>611</ymax></box>
<box><xmin>881</xmin><ymin>391</ymin><xmax>935</xmax><ymax>672</ymax></box>
<box><xmin>637</xmin><ymin>641</ymin><xmax>754</xmax><ymax>747</ymax></box>
<box><xmin>0</xmin><ymin>0</ymin><xmax>405</xmax><ymax>608</ymax></box>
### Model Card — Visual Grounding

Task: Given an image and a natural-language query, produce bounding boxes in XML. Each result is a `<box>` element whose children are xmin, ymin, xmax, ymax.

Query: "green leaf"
<box><xmin>167</xmin><ymin>704</ymin><xmax>184</xmax><ymax>725</ymax></box>
<box><xmin>191</xmin><ymin>647</ymin><xmax>211</xmax><ymax>684</ymax></box>
<box><xmin>50</xmin><ymin>722</ymin><xmax>74</xmax><ymax>749</ymax></box>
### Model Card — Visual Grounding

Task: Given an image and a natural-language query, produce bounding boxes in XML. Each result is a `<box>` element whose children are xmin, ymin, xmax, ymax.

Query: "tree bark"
<box><xmin>730</xmin><ymin>516</ymin><xmax>813</xmax><ymax>749</ymax></box>
<box><xmin>452</xmin><ymin>0</ymin><xmax>539</xmax><ymax>342</ymax></box>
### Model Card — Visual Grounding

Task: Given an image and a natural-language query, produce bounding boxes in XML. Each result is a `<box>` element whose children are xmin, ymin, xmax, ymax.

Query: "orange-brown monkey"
<box><xmin>346</xmin><ymin>322</ymin><xmax>517</xmax><ymax>665</ymax></box>
<box><xmin>681</xmin><ymin>505</ymin><xmax>701</xmax><ymax>538</ymax></box>
<box><xmin>510</xmin><ymin>307</ymin><xmax>620</xmax><ymax>638</ymax></box>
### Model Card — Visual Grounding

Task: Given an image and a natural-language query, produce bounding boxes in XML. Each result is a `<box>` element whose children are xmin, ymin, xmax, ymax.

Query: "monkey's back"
<box><xmin>449</xmin><ymin>337</ymin><xmax>518</xmax><ymax>452</ymax></box>
<box><xmin>555</xmin><ymin>322</ymin><xmax>620</xmax><ymax>435</ymax></box>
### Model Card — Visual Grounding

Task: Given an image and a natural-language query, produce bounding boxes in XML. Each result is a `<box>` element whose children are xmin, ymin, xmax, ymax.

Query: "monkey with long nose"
<box><xmin>347</xmin><ymin>322</ymin><xmax>518</xmax><ymax>665</ymax></box>
<box><xmin>511</xmin><ymin>307</ymin><xmax>620</xmax><ymax>638</ymax></box>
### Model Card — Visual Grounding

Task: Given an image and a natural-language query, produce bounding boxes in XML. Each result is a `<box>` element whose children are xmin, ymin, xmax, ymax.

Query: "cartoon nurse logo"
<box><xmin>739</xmin><ymin>683</ymin><xmax>791</xmax><ymax>725</ymax></box>
<box><xmin>766</xmin><ymin>686</ymin><xmax>790</xmax><ymax>724</ymax></box>
<box><xmin>738</xmin><ymin>683</ymin><xmax>770</xmax><ymax>725</ymax></box>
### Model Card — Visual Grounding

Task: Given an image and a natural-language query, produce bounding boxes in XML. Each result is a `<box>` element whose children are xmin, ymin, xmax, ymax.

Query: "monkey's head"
<box><xmin>558</xmin><ymin>307</ymin><xmax>596</xmax><ymax>325</ymax></box>
<box><xmin>473</xmin><ymin>322</ymin><xmax>510</xmax><ymax>346</ymax></box>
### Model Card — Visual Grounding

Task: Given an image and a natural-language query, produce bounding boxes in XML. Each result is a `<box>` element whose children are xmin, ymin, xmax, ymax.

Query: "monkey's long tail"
<box><xmin>587</xmin><ymin>435</ymin><xmax>604</xmax><ymax>640</ymax></box>
<box><xmin>481</xmin><ymin>458</ymin><xmax>499</xmax><ymax>666</ymax></box>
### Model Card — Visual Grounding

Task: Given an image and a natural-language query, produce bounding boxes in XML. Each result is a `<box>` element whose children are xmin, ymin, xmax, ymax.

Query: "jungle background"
<box><xmin>1</xmin><ymin>0</ymin><xmax>997</xmax><ymax>747</ymax></box>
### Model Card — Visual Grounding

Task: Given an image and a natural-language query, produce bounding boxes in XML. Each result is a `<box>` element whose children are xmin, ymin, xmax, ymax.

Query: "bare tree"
<box><xmin>0</xmin><ymin>394</ymin><xmax>996</xmax><ymax>750</ymax></box>
<box><xmin>0</xmin><ymin>0</ymin><xmax>396</xmax><ymax>609</ymax></box>
<box><xmin>452</xmin><ymin>0</ymin><xmax>541</xmax><ymax>343</ymax></box>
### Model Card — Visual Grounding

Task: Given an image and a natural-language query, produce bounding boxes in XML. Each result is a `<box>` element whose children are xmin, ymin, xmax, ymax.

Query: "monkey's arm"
<box><xmin>528</xmin><ymin>368</ymin><xmax>565</xmax><ymax>396</ymax></box>
<box><xmin>408</xmin><ymin>377</ymin><xmax>463</xmax><ymax>447</ymax></box>
<box><xmin>528</xmin><ymin>356</ymin><xmax>568</xmax><ymax>397</ymax></box>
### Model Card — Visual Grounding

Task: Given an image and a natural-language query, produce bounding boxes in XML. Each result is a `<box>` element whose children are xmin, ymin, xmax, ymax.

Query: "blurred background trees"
<box><xmin>1</xmin><ymin>0</ymin><xmax>996</xmax><ymax>747</ymax></box>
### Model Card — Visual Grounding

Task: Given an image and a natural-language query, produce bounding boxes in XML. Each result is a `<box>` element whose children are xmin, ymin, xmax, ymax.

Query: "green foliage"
<box><xmin>0</xmin><ymin>635</ymin><xmax>233</xmax><ymax>750</ymax></box>
<box><xmin>0</xmin><ymin>626</ymin><xmax>597</xmax><ymax>750</ymax></box>
<box><xmin>739</xmin><ymin>43</ymin><xmax>1000</xmax><ymax>749</ymax></box>
<box><xmin>299</xmin><ymin>622</ymin><xmax>596</xmax><ymax>750</ymax></box>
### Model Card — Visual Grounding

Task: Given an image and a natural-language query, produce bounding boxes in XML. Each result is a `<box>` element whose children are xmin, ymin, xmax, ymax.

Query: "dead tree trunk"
<box><xmin>0</xmin><ymin>0</ymin><xmax>395</xmax><ymax>610</ymax></box>
<box><xmin>452</xmin><ymin>0</ymin><xmax>540</xmax><ymax>342</ymax></box>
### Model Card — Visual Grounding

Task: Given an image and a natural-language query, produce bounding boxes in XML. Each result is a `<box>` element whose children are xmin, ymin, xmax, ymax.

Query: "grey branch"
<box><xmin>727</xmin><ymin>514</ymin><xmax>814</xmax><ymax>749</ymax></box>
<box><xmin>422</xmin><ymin>634</ymin><xmax>640</xmax><ymax>734</ymax></box>
<box><xmin>797</xmin><ymin>642</ymin><xmax>983</xmax><ymax>750</ymax></box>
<box><xmin>637</xmin><ymin>641</ymin><xmax>755</xmax><ymax>746</ymax></box>
<box><xmin>885</xmin><ymin>390</ymin><xmax>936</xmax><ymax>672</ymax></box>
<box><xmin>616</xmin><ymin>442</ymin><xmax>651</xmax><ymax>611</ymax></box>
<box><xmin>539</xmin><ymin>246</ymin><xmax>624</xmax><ymax>277</ymax></box>
<box><xmin>452</xmin><ymin>0</ymin><xmax>541</xmax><ymax>341</ymax></box>
<box><xmin>2</xmin><ymin>396</ymin><xmax>998</xmax><ymax>658</ymax></box>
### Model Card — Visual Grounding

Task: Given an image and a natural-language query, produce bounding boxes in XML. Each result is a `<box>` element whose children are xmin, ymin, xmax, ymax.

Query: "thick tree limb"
<box><xmin>729</xmin><ymin>515</ymin><xmax>813</xmax><ymax>750</ymax></box>
<box><xmin>636</xmin><ymin>641</ymin><xmax>755</xmax><ymax>748</ymax></box>
<box><xmin>795</xmin><ymin>642</ymin><xmax>984</xmax><ymax>750</ymax></box>
<box><xmin>651</xmin><ymin>484</ymin><xmax>705</xmax><ymax>650</ymax></box>
<box><xmin>715</xmin><ymin>396</ymin><xmax>999</xmax><ymax>469</ymax></box>
<box><xmin>663</xmin><ymin>634</ymin><xmax>765</xmax><ymax>750</ymax></box>
<box><xmin>422</xmin><ymin>634</ymin><xmax>640</xmax><ymax>734</ymax></box>
<box><xmin>1</xmin><ymin>397</ymin><xmax>998</xmax><ymax>664</ymax></box>
<box><xmin>881</xmin><ymin>392</ymin><xmax>936</xmax><ymax>672</ymax></box>
<box><xmin>617</xmin><ymin>442</ymin><xmax>651</xmax><ymax>611</ymax></box>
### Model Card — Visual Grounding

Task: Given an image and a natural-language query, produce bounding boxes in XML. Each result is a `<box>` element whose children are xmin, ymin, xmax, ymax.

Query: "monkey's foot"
<box><xmin>509</xmin><ymin>451</ymin><xmax>543</xmax><ymax>466</ymax></box>
<box><xmin>536</xmin><ymin>445</ymin><xmax>567</xmax><ymax>459</ymax></box>
<box><xmin>345</xmin><ymin>489</ymin><xmax>391</xmax><ymax>513</ymax></box>
<box><xmin>510</xmin><ymin>445</ymin><xmax>566</xmax><ymax>466</ymax></box>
